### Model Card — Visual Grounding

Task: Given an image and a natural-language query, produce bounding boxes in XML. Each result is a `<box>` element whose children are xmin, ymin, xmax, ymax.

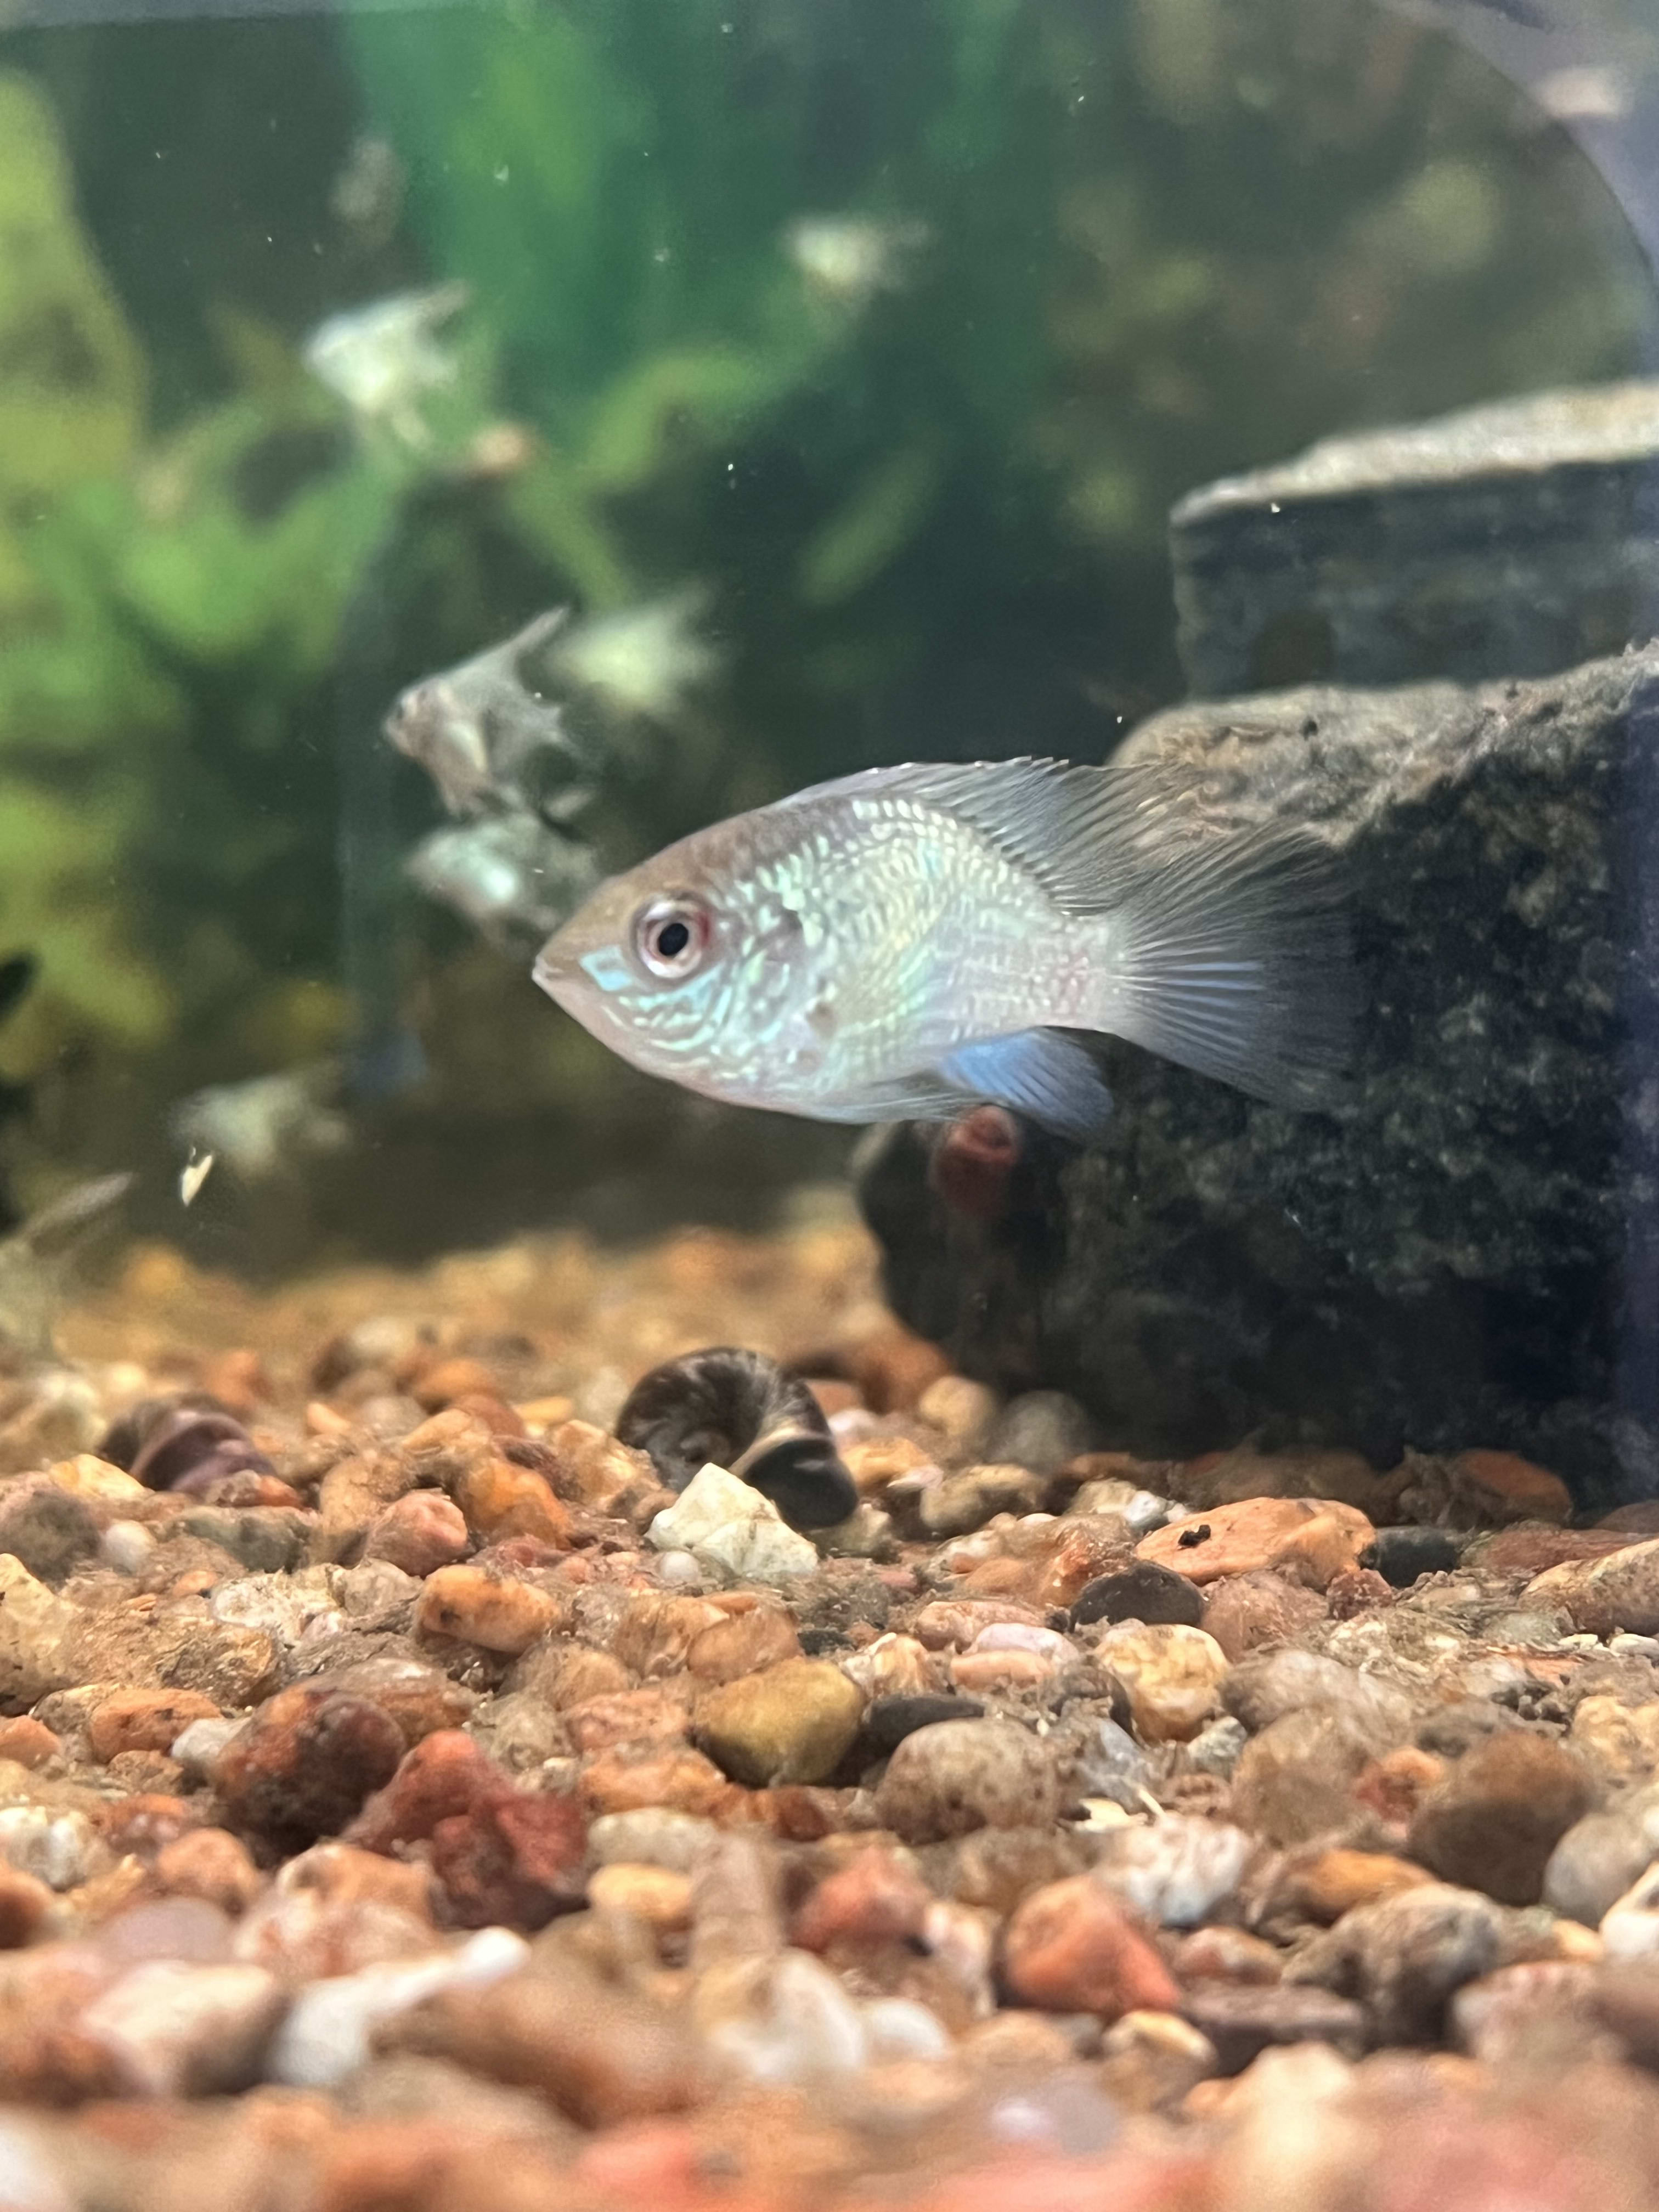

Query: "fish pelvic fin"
<box><xmin>939</xmin><ymin>1031</ymin><xmax>1114</xmax><ymax>1139</ymax></box>
<box><xmin>1093</xmin><ymin>811</ymin><xmax>1356</xmax><ymax>1110</ymax></box>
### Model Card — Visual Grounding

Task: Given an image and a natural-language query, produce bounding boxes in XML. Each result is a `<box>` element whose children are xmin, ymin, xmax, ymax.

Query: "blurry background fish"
<box><xmin>385</xmin><ymin>592</ymin><xmax>724</xmax><ymax>952</ymax></box>
<box><xmin>0</xmin><ymin>1173</ymin><xmax>132</xmax><ymax>1364</ymax></box>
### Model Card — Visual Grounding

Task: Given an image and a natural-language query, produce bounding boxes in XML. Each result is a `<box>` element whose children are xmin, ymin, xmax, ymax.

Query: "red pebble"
<box><xmin>345</xmin><ymin>1729</ymin><xmax>507</xmax><ymax>1852</ymax></box>
<box><xmin>793</xmin><ymin>1847</ymin><xmax>932</xmax><ymax>1952</ymax></box>
<box><xmin>430</xmin><ymin>1790</ymin><xmax>588</xmax><ymax>1930</ymax></box>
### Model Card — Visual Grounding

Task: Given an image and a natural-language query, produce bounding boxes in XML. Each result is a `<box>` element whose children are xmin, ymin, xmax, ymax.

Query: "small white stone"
<box><xmin>860</xmin><ymin>1995</ymin><xmax>952</xmax><ymax>2061</ymax></box>
<box><xmin>971</xmin><ymin>1622</ymin><xmax>1079</xmax><ymax>1664</ymax></box>
<box><xmin>99</xmin><ymin>1520</ymin><xmax>156</xmax><ymax>1574</ymax></box>
<box><xmin>211</xmin><ymin>1570</ymin><xmax>337</xmax><ymax>1647</ymax></box>
<box><xmin>81</xmin><ymin>1961</ymin><xmax>284</xmax><ymax>2096</ymax></box>
<box><xmin>170</xmin><ymin>1716</ymin><xmax>249</xmax><ymax>1780</ymax></box>
<box><xmin>588</xmin><ymin>1808</ymin><xmax>719</xmax><ymax>1871</ymax></box>
<box><xmin>695</xmin><ymin>1949</ymin><xmax>868</xmax><ymax>2083</ymax></box>
<box><xmin>266</xmin><ymin>1925</ymin><xmax>528</xmax><ymax>2087</ymax></box>
<box><xmin>0</xmin><ymin>2117</ymin><xmax>74</xmax><ymax>2210</ymax></box>
<box><xmin>647</xmin><ymin>1462</ymin><xmax>769</xmax><ymax>1548</ymax></box>
<box><xmin>0</xmin><ymin>1807</ymin><xmax>98</xmax><ymax>1891</ymax></box>
<box><xmin>654</xmin><ymin>1549</ymin><xmax>703</xmax><ymax>1587</ymax></box>
<box><xmin>1601</xmin><ymin>1862</ymin><xmax>1659</xmax><ymax>1959</ymax></box>
<box><xmin>647</xmin><ymin>1463</ymin><xmax>817</xmax><ymax>1586</ymax></box>
<box><xmin>1093</xmin><ymin>1815</ymin><xmax>1253</xmax><ymax>1927</ymax></box>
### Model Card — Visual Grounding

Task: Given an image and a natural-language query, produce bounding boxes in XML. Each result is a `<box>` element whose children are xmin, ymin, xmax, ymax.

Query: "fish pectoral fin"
<box><xmin>939</xmin><ymin>1030</ymin><xmax>1114</xmax><ymax>1140</ymax></box>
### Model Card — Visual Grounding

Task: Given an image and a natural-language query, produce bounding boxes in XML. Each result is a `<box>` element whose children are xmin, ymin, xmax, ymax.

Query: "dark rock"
<box><xmin>0</xmin><ymin>1477</ymin><xmax>98</xmax><ymax>1584</ymax></box>
<box><xmin>856</xmin><ymin>643</ymin><xmax>1659</xmax><ymax>1502</ymax></box>
<box><xmin>215</xmin><ymin>1686</ymin><xmax>405</xmax><ymax>1852</ymax></box>
<box><xmin>175</xmin><ymin>1506</ymin><xmax>309</xmax><ymax>1575</ymax></box>
<box><xmin>860</xmin><ymin>1693</ymin><xmax>986</xmax><ymax>1757</ymax></box>
<box><xmin>984</xmin><ymin>1391</ymin><xmax>1096</xmax><ymax>1477</ymax></box>
<box><xmin>1407</xmin><ymin>1734</ymin><xmax>1598</xmax><ymax>1906</ymax></box>
<box><xmin>1072</xmin><ymin>1562</ymin><xmax>1205</xmax><ymax>1629</ymax></box>
<box><xmin>1286</xmin><ymin>1882</ymin><xmax>1508</xmax><ymax>2044</ymax></box>
<box><xmin>1180</xmin><ymin>1983</ymin><xmax>1367</xmax><ymax>2074</ymax></box>
<box><xmin>1170</xmin><ymin>382</ymin><xmax>1659</xmax><ymax>698</ymax></box>
<box><xmin>1364</xmin><ymin>1527</ymin><xmax>1467</xmax><ymax>1588</ymax></box>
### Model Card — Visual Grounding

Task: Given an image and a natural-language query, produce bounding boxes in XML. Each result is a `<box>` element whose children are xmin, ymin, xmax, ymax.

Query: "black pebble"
<box><xmin>798</xmin><ymin>1626</ymin><xmax>853</xmax><ymax>1656</ymax></box>
<box><xmin>1363</xmin><ymin>1526</ymin><xmax>1466</xmax><ymax>1588</ymax></box>
<box><xmin>861</xmin><ymin>1694</ymin><xmax>986</xmax><ymax>1756</ymax></box>
<box><xmin>1071</xmin><ymin>1561</ymin><xmax>1205</xmax><ymax>1628</ymax></box>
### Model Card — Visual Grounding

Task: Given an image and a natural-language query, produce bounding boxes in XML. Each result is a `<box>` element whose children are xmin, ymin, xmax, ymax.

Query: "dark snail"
<box><xmin>99</xmin><ymin>1395</ymin><xmax>274</xmax><ymax>1496</ymax></box>
<box><xmin>614</xmin><ymin>1346</ymin><xmax>857</xmax><ymax>1530</ymax></box>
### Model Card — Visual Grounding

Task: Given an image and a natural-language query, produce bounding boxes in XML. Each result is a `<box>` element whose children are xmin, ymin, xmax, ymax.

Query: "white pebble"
<box><xmin>860</xmin><ymin>1995</ymin><xmax>952</xmax><ymax>2061</ymax></box>
<box><xmin>1601</xmin><ymin>1863</ymin><xmax>1659</xmax><ymax>1960</ymax></box>
<box><xmin>1093</xmin><ymin>1815</ymin><xmax>1253</xmax><ymax>1927</ymax></box>
<box><xmin>170</xmin><ymin>1716</ymin><xmax>247</xmax><ymax>1780</ymax></box>
<box><xmin>80</xmin><ymin>1961</ymin><xmax>284</xmax><ymax>2097</ymax></box>
<box><xmin>697</xmin><ymin>1949</ymin><xmax>868</xmax><ymax>2083</ymax></box>
<box><xmin>0</xmin><ymin>1807</ymin><xmax>97</xmax><ymax>1891</ymax></box>
<box><xmin>654</xmin><ymin>1549</ymin><xmax>703</xmax><ymax>1587</ymax></box>
<box><xmin>267</xmin><ymin>1925</ymin><xmax>529</xmax><ymax>2087</ymax></box>
<box><xmin>99</xmin><ymin>1521</ymin><xmax>155</xmax><ymax>1575</ymax></box>
<box><xmin>970</xmin><ymin>1622</ymin><xmax>1079</xmax><ymax>1663</ymax></box>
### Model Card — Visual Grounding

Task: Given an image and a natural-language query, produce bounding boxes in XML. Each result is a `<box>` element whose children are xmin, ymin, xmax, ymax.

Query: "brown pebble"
<box><xmin>362</xmin><ymin>1490</ymin><xmax>471</xmax><ymax>1577</ymax></box>
<box><xmin>1138</xmin><ymin>1497</ymin><xmax>1374</xmax><ymax>1590</ymax></box>
<box><xmin>455</xmin><ymin>1459</ymin><xmax>573</xmax><ymax>1548</ymax></box>
<box><xmin>152</xmin><ymin>1829</ymin><xmax>263</xmax><ymax>1914</ymax></box>
<box><xmin>874</xmin><ymin>1718</ymin><xmax>1059</xmax><ymax>1843</ymax></box>
<box><xmin>0</xmin><ymin>1863</ymin><xmax>52</xmax><ymax>1948</ymax></box>
<box><xmin>415</xmin><ymin>1565</ymin><xmax>561</xmax><ymax>1654</ymax></box>
<box><xmin>687</xmin><ymin>1606</ymin><xmax>802</xmax><ymax>1684</ymax></box>
<box><xmin>411</xmin><ymin>1357</ymin><xmax>503</xmax><ymax>1412</ymax></box>
<box><xmin>1407</xmin><ymin>1732</ymin><xmax>1597</xmax><ymax>1905</ymax></box>
<box><xmin>0</xmin><ymin>1717</ymin><xmax>61</xmax><ymax>1770</ymax></box>
<box><xmin>217</xmin><ymin>1686</ymin><xmax>407</xmax><ymax>1849</ymax></box>
<box><xmin>1201</xmin><ymin>1571</ymin><xmax>1328</xmax><ymax>1661</ymax></box>
<box><xmin>88</xmin><ymin>1688</ymin><xmax>222</xmax><ymax>1764</ymax></box>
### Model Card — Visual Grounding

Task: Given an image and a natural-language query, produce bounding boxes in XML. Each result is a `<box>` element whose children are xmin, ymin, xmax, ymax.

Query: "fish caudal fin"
<box><xmin>1100</xmin><ymin>817</ymin><xmax>1356</xmax><ymax>1109</ymax></box>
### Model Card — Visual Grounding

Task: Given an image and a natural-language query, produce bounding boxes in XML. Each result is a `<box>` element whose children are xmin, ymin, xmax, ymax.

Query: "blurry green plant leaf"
<box><xmin>798</xmin><ymin>443</ymin><xmax>944</xmax><ymax>607</ymax></box>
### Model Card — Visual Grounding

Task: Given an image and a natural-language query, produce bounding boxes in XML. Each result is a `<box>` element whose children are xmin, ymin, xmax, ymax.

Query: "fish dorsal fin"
<box><xmin>792</xmin><ymin>757</ymin><xmax>1174</xmax><ymax>914</ymax></box>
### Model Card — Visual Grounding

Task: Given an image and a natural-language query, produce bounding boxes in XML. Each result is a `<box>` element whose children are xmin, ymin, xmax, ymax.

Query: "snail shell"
<box><xmin>614</xmin><ymin>1346</ymin><xmax>857</xmax><ymax>1530</ymax></box>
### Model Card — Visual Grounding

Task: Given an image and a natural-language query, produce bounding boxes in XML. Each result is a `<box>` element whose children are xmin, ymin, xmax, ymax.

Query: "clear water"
<box><xmin>0</xmin><ymin>0</ymin><xmax>1655</xmax><ymax>1389</ymax></box>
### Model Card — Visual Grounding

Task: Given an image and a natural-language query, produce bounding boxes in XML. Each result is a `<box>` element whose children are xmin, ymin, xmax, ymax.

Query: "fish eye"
<box><xmin>634</xmin><ymin>893</ymin><xmax>714</xmax><ymax>980</ymax></box>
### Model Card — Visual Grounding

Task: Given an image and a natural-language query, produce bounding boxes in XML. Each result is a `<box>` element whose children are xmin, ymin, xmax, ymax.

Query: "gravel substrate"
<box><xmin>3</xmin><ymin>1201</ymin><xmax>1659</xmax><ymax>2208</ymax></box>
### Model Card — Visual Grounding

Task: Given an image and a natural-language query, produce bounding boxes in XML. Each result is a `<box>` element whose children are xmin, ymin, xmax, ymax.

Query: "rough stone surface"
<box><xmin>1002</xmin><ymin>1875</ymin><xmax>1179</xmax><ymax>2019</ymax></box>
<box><xmin>1094</xmin><ymin>1622</ymin><xmax>1229</xmax><ymax>1743</ymax></box>
<box><xmin>1071</xmin><ymin>1562</ymin><xmax>1203</xmax><ymax>1628</ymax></box>
<box><xmin>855</xmin><ymin>642</ymin><xmax>1659</xmax><ymax>1499</ymax></box>
<box><xmin>1407</xmin><ymin>1732</ymin><xmax>1598</xmax><ymax>1906</ymax></box>
<box><xmin>1137</xmin><ymin>1498</ymin><xmax>1374</xmax><ymax>1590</ymax></box>
<box><xmin>1287</xmin><ymin>1880</ymin><xmax>1510</xmax><ymax>2043</ymax></box>
<box><xmin>694</xmin><ymin>1658</ymin><xmax>865</xmax><ymax>1786</ymax></box>
<box><xmin>874</xmin><ymin>1718</ymin><xmax>1059</xmax><ymax>1843</ymax></box>
<box><xmin>1169</xmin><ymin>381</ymin><xmax>1659</xmax><ymax>697</ymax></box>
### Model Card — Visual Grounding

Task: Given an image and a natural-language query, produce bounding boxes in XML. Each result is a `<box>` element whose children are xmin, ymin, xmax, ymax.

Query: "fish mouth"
<box><xmin>530</xmin><ymin>944</ymin><xmax>561</xmax><ymax>998</ymax></box>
